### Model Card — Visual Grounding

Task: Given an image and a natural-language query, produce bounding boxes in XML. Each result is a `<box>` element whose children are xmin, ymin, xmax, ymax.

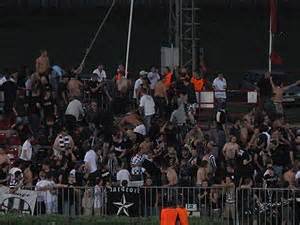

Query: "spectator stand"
<box><xmin>79</xmin><ymin>74</ymin><xmax>116</xmax><ymax>113</ymax></box>
<box><xmin>0</xmin><ymin>117</ymin><xmax>21</xmax><ymax>163</ymax></box>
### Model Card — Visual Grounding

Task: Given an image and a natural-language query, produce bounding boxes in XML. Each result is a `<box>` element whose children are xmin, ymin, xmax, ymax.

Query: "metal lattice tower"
<box><xmin>169</xmin><ymin>0</ymin><xmax>200</xmax><ymax>72</ymax></box>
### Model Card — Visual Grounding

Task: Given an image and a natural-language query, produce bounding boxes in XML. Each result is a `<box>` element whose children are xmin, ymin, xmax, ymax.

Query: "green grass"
<box><xmin>0</xmin><ymin>215</ymin><xmax>222</xmax><ymax>225</ymax></box>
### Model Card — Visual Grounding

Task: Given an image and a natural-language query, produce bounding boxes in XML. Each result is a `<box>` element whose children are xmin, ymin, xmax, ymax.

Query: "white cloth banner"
<box><xmin>0</xmin><ymin>186</ymin><xmax>37</xmax><ymax>215</ymax></box>
<box><xmin>200</xmin><ymin>92</ymin><xmax>214</xmax><ymax>108</ymax></box>
<box><xmin>247</xmin><ymin>91</ymin><xmax>258</xmax><ymax>103</ymax></box>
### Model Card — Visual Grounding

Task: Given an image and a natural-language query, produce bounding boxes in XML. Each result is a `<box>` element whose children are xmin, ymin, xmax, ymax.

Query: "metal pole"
<box><xmin>179</xmin><ymin>0</ymin><xmax>183</xmax><ymax>68</ymax></box>
<box><xmin>171</xmin><ymin>43</ymin><xmax>174</xmax><ymax>69</ymax></box>
<box><xmin>79</xmin><ymin>0</ymin><xmax>115</xmax><ymax>71</ymax></box>
<box><xmin>125</xmin><ymin>0</ymin><xmax>134</xmax><ymax>78</ymax></box>
<box><xmin>175</xmin><ymin>0</ymin><xmax>180</xmax><ymax>49</ymax></box>
<box><xmin>268</xmin><ymin>2</ymin><xmax>272</xmax><ymax>73</ymax></box>
<box><xmin>174</xmin><ymin>0</ymin><xmax>180</xmax><ymax>78</ymax></box>
<box><xmin>192</xmin><ymin>0</ymin><xmax>196</xmax><ymax>72</ymax></box>
<box><xmin>168</xmin><ymin>0</ymin><xmax>173</xmax><ymax>44</ymax></box>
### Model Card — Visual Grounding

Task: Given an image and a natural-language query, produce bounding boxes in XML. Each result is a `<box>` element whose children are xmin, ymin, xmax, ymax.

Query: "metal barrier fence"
<box><xmin>237</xmin><ymin>188</ymin><xmax>300</xmax><ymax>225</ymax></box>
<box><xmin>1</xmin><ymin>186</ymin><xmax>299</xmax><ymax>225</ymax></box>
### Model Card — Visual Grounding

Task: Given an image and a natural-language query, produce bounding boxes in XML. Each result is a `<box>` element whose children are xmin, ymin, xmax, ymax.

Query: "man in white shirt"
<box><xmin>295</xmin><ymin>170</ymin><xmax>300</xmax><ymax>186</ymax></box>
<box><xmin>65</xmin><ymin>98</ymin><xmax>85</xmax><ymax>121</ymax></box>
<box><xmin>116</xmin><ymin>164</ymin><xmax>131</xmax><ymax>185</ymax></box>
<box><xmin>130</xmin><ymin>152</ymin><xmax>146</xmax><ymax>182</ymax></box>
<box><xmin>92</xmin><ymin>64</ymin><xmax>107</xmax><ymax>82</ymax></box>
<box><xmin>212</xmin><ymin>73</ymin><xmax>227</xmax><ymax>110</ymax></box>
<box><xmin>35</xmin><ymin>171</ymin><xmax>54</xmax><ymax>214</ymax></box>
<box><xmin>52</xmin><ymin>128</ymin><xmax>74</xmax><ymax>157</ymax></box>
<box><xmin>19</xmin><ymin>135</ymin><xmax>34</xmax><ymax>162</ymax></box>
<box><xmin>9</xmin><ymin>163</ymin><xmax>23</xmax><ymax>188</ymax></box>
<box><xmin>147</xmin><ymin>67</ymin><xmax>160</xmax><ymax>91</ymax></box>
<box><xmin>84</xmin><ymin>149</ymin><xmax>98</xmax><ymax>185</ymax></box>
<box><xmin>133</xmin><ymin>124</ymin><xmax>146</xmax><ymax>137</ymax></box>
<box><xmin>133</xmin><ymin>71</ymin><xmax>147</xmax><ymax>103</ymax></box>
<box><xmin>0</xmin><ymin>76</ymin><xmax>7</xmax><ymax>86</ymax></box>
<box><xmin>139</xmin><ymin>88</ymin><xmax>155</xmax><ymax>135</ymax></box>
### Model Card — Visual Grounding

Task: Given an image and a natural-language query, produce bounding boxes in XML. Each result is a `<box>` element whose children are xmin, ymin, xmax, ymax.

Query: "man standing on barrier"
<box><xmin>92</xmin><ymin>64</ymin><xmax>107</xmax><ymax>83</ymax></box>
<box><xmin>213</xmin><ymin>73</ymin><xmax>227</xmax><ymax>110</ymax></box>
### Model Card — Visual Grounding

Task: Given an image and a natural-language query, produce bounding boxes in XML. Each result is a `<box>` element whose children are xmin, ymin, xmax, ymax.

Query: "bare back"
<box><xmin>67</xmin><ymin>79</ymin><xmax>83</xmax><ymax>98</ymax></box>
<box><xmin>167</xmin><ymin>168</ymin><xmax>178</xmax><ymax>186</ymax></box>
<box><xmin>154</xmin><ymin>81</ymin><xmax>167</xmax><ymax>98</ymax></box>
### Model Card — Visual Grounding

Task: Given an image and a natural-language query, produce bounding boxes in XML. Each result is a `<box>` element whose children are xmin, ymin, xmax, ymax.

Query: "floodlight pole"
<box><xmin>268</xmin><ymin>10</ymin><xmax>273</xmax><ymax>73</ymax></box>
<box><xmin>125</xmin><ymin>0</ymin><xmax>134</xmax><ymax>78</ymax></box>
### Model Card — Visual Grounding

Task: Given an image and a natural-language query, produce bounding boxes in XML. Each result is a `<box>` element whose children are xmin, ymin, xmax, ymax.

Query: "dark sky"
<box><xmin>0</xmin><ymin>4</ymin><xmax>299</xmax><ymax>77</ymax></box>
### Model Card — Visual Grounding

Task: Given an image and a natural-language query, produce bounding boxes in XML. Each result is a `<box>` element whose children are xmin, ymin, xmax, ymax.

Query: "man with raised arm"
<box><xmin>270</xmin><ymin>76</ymin><xmax>300</xmax><ymax>115</ymax></box>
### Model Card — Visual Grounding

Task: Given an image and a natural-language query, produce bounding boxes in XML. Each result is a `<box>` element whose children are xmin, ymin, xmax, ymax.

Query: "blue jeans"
<box><xmin>144</xmin><ymin>115</ymin><xmax>153</xmax><ymax>135</ymax></box>
<box><xmin>215</xmin><ymin>98</ymin><xmax>226</xmax><ymax>110</ymax></box>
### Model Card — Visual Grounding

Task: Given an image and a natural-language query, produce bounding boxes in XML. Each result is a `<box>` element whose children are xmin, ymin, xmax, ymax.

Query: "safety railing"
<box><xmin>236</xmin><ymin>188</ymin><xmax>300</xmax><ymax>225</ymax></box>
<box><xmin>196</xmin><ymin>89</ymin><xmax>258</xmax><ymax>109</ymax></box>
<box><xmin>1</xmin><ymin>185</ymin><xmax>299</xmax><ymax>225</ymax></box>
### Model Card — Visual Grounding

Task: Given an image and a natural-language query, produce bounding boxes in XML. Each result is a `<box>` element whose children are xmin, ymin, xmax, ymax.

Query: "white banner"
<box><xmin>247</xmin><ymin>91</ymin><xmax>258</xmax><ymax>103</ymax></box>
<box><xmin>200</xmin><ymin>92</ymin><xmax>214</xmax><ymax>108</ymax></box>
<box><xmin>0</xmin><ymin>186</ymin><xmax>37</xmax><ymax>215</ymax></box>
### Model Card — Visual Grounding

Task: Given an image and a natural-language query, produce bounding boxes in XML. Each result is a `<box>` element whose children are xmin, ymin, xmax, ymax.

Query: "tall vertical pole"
<box><xmin>191</xmin><ymin>0</ymin><xmax>196</xmax><ymax>72</ymax></box>
<box><xmin>175</xmin><ymin>0</ymin><xmax>180</xmax><ymax>78</ymax></box>
<box><xmin>175</xmin><ymin>0</ymin><xmax>180</xmax><ymax>49</ymax></box>
<box><xmin>168</xmin><ymin>0</ymin><xmax>173</xmax><ymax>44</ymax></box>
<box><xmin>125</xmin><ymin>0</ymin><xmax>134</xmax><ymax>78</ymax></box>
<box><xmin>268</xmin><ymin>11</ymin><xmax>272</xmax><ymax>73</ymax></box>
<box><xmin>179</xmin><ymin>0</ymin><xmax>183</xmax><ymax>68</ymax></box>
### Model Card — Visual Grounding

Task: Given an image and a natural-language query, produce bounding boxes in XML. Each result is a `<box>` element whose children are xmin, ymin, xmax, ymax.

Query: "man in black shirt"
<box><xmin>88</xmin><ymin>74</ymin><xmax>102</xmax><ymax>100</ymax></box>
<box><xmin>257</xmin><ymin>72</ymin><xmax>272</xmax><ymax>110</ymax></box>
<box><xmin>57</xmin><ymin>75</ymin><xmax>69</xmax><ymax>115</ymax></box>
<box><xmin>2</xmin><ymin>74</ymin><xmax>17</xmax><ymax>114</ymax></box>
<box><xmin>182</xmin><ymin>78</ymin><xmax>197</xmax><ymax>105</ymax></box>
<box><xmin>142</xmin><ymin>153</ymin><xmax>161</xmax><ymax>186</ymax></box>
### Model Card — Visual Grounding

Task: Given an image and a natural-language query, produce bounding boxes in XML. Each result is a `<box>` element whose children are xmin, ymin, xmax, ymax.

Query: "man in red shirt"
<box><xmin>114</xmin><ymin>64</ymin><xmax>125</xmax><ymax>81</ymax></box>
<box><xmin>191</xmin><ymin>72</ymin><xmax>206</xmax><ymax>104</ymax></box>
<box><xmin>163</xmin><ymin>67</ymin><xmax>173</xmax><ymax>89</ymax></box>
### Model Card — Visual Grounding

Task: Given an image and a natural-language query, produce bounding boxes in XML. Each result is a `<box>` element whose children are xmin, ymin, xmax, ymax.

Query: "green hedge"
<box><xmin>0</xmin><ymin>215</ymin><xmax>222</xmax><ymax>225</ymax></box>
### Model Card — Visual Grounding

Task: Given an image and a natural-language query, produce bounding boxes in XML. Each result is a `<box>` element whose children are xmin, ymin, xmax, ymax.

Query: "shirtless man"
<box><xmin>160</xmin><ymin>165</ymin><xmax>178</xmax><ymax>186</ymax></box>
<box><xmin>0</xmin><ymin>148</ymin><xmax>10</xmax><ymax>167</ymax></box>
<box><xmin>154</xmin><ymin>79</ymin><xmax>168</xmax><ymax>102</ymax></box>
<box><xmin>240</xmin><ymin>118</ymin><xmax>253</xmax><ymax>146</ymax></box>
<box><xmin>196</xmin><ymin>160</ymin><xmax>209</xmax><ymax>186</ymax></box>
<box><xmin>119</xmin><ymin>111</ymin><xmax>142</xmax><ymax>128</ymax></box>
<box><xmin>223</xmin><ymin>136</ymin><xmax>239</xmax><ymax>161</ymax></box>
<box><xmin>270</xmin><ymin>76</ymin><xmax>300</xmax><ymax>114</ymax></box>
<box><xmin>35</xmin><ymin>50</ymin><xmax>50</xmax><ymax>76</ymax></box>
<box><xmin>243</xmin><ymin>108</ymin><xmax>255</xmax><ymax>127</ymax></box>
<box><xmin>116</xmin><ymin>76</ymin><xmax>132</xmax><ymax>96</ymax></box>
<box><xmin>154</xmin><ymin>79</ymin><xmax>168</xmax><ymax>117</ymax></box>
<box><xmin>67</xmin><ymin>77</ymin><xmax>83</xmax><ymax>99</ymax></box>
<box><xmin>283</xmin><ymin>166</ymin><xmax>296</xmax><ymax>187</ymax></box>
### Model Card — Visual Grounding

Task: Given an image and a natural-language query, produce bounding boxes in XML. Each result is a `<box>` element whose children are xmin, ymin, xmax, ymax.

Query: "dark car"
<box><xmin>240</xmin><ymin>70</ymin><xmax>300</xmax><ymax>105</ymax></box>
<box><xmin>283</xmin><ymin>85</ymin><xmax>300</xmax><ymax>105</ymax></box>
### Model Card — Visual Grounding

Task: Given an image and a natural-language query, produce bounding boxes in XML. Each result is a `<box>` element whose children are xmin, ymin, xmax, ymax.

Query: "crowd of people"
<box><xmin>0</xmin><ymin>50</ymin><xmax>300</xmax><ymax>216</ymax></box>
